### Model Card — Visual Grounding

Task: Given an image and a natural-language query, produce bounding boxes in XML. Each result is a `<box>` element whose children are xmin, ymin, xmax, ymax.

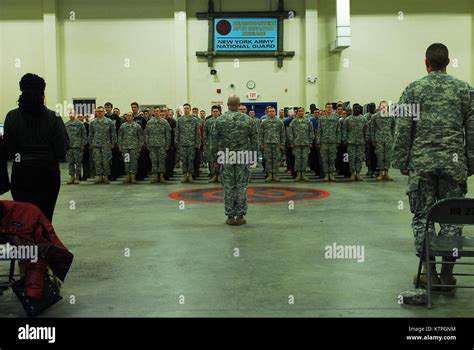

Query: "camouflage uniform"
<box><xmin>210</xmin><ymin>111</ymin><xmax>258</xmax><ymax>217</ymax></box>
<box><xmin>317</xmin><ymin>113</ymin><xmax>341</xmax><ymax>177</ymax></box>
<box><xmin>259</xmin><ymin>117</ymin><xmax>285</xmax><ymax>175</ymax></box>
<box><xmin>370</xmin><ymin>111</ymin><xmax>396</xmax><ymax>171</ymax></box>
<box><xmin>288</xmin><ymin>117</ymin><xmax>314</xmax><ymax>171</ymax></box>
<box><xmin>65</xmin><ymin>119</ymin><xmax>87</xmax><ymax>177</ymax></box>
<box><xmin>89</xmin><ymin>117</ymin><xmax>117</xmax><ymax>176</ymax></box>
<box><xmin>119</xmin><ymin>121</ymin><xmax>144</xmax><ymax>174</ymax></box>
<box><xmin>175</xmin><ymin>115</ymin><xmax>200</xmax><ymax>174</ymax></box>
<box><xmin>392</xmin><ymin>70</ymin><xmax>473</xmax><ymax>256</ymax></box>
<box><xmin>145</xmin><ymin>117</ymin><xmax>171</xmax><ymax>174</ymax></box>
<box><xmin>342</xmin><ymin>114</ymin><xmax>368</xmax><ymax>173</ymax></box>
<box><xmin>204</xmin><ymin>117</ymin><xmax>219</xmax><ymax>175</ymax></box>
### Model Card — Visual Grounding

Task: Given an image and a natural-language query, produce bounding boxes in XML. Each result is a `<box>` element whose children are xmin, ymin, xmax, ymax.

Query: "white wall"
<box><xmin>318</xmin><ymin>0</ymin><xmax>473</xmax><ymax>106</ymax></box>
<box><xmin>58</xmin><ymin>0</ymin><xmax>176</xmax><ymax>113</ymax></box>
<box><xmin>0</xmin><ymin>0</ymin><xmax>45</xmax><ymax>118</ymax></box>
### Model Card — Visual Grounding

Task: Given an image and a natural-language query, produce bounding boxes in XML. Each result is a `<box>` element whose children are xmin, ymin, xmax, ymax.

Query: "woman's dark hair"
<box><xmin>18</xmin><ymin>73</ymin><xmax>46</xmax><ymax>114</ymax></box>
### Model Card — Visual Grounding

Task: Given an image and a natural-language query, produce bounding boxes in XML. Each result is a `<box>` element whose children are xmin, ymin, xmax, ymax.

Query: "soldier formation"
<box><xmin>64</xmin><ymin>99</ymin><xmax>401</xmax><ymax>185</ymax></box>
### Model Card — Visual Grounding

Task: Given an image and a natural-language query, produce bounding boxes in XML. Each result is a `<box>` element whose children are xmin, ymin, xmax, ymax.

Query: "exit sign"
<box><xmin>248</xmin><ymin>91</ymin><xmax>258</xmax><ymax>100</ymax></box>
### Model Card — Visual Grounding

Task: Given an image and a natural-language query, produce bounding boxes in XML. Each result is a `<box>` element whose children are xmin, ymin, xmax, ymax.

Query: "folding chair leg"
<box><xmin>9</xmin><ymin>259</ymin><xmax>15</xmax><ymax>282</ymax></box>
<box><xmin>415</xmin><ymin>255</ymin><xmax>423</xmax><ymax>288</ymax></box>
<box><xmin>425</xmin><ymin>250</ymin><xmax>433</xmax><ymax>309</ymax></box>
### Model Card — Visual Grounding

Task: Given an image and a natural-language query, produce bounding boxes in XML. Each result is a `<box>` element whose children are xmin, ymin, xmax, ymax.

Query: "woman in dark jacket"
<box><xmin>4</xmin><ymin>73</ymin><xmax>68</xmax><ymax>222</ymax></box>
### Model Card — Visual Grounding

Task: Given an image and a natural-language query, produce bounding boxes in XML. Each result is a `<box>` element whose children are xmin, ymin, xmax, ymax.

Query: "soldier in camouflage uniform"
<box><xmin>145</xmin><ymin>108</ymin><xmax>171</xmax><ymax>184</ymax></box>
<box><xmin>370</xmin><ymin>101</ymin><xmax>396</xmax><ymax>181</ymax></box>
<box><xmin>392</xmin><ymin>43</ymin><xmax>474</xmax><ymax>289</ymax></box>
<box><xmin>204</xmin><ymin>106</ymin><xmax>221</xmax><ymax>183</ymax></box>
<box><xmin>210</xmin><ymin>95</ymin><xmax>258</xmax><ymax>226</ymax></box>
<box><xmin>175</xmin><ymin>103</ymin><xmax>200</xmax><ymax>183</ymax></box>
<box><xmin>317</xmin><ymin>103</ymin><xmax>341</xmax><ymax>182</ymax></box>
<box><xmin>89</xmin><ymin>106</ymin><xmax>117</xmax><ymax>184</ymax></box>
<box><xmin>288</xmin><ymin>107</ymin><xmax>314</xmax><ymax>181</ymax></box>
<box><xmin>259</xmin><ymin>106</ymin><xmax>285</xmax><ymax>182</ymax></box>
<box><xmin>342</xmin><ymin>103</ymin><xmax>368</xmax><ymax>181</ymax></box>
<box><xmin>65</xmin><ymin>111</ymin><xmax>87</xmax><ymax>184</ymax></box>
<box><xmin>118</xmin><ymin>113</ymin><xmax>144</xmax><ymax>184</ymax></box>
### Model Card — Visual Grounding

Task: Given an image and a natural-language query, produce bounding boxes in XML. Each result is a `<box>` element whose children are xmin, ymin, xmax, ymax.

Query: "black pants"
<box><xmin>193</xmin><ymin>147</ymin><xmax>202</xmax><ymax>177</ymax></box>
<box><xmin>285</xmin><ymin>145</ymin><xmax>295</xmax><ymax>177</ymax></box>
<box><xmin>136</xmin><ymin>148</ymin><xmax>150</xmax><ymax>180</ymax></box>
<box><xmin>164</xmin><ymin>146</ymin><xmax>176</xmax><ymax>180</ymax></box>
<box><xmin>309</xmin><ymin>144</ymin><xmax>321</xmax><ymax>176</ymax></box>
<box><xmin>82</xmin><ymin>145</ymin><xmax>91</xmax><ymax>179</ymax></box>
<box><xmin>11</xmin><ymin>161</ymin><xmax>60</xmax><ymax>223</ymax></box>
<box><xmin>109</xmin><ymin>146</ymin><xmax>123</xmax><ymax>180</ymax></box>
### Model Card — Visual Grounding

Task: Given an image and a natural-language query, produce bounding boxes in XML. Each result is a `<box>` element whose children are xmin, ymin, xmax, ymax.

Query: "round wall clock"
<box><xmin>246</xmin><ymin>80</ymin><xmax>256</xmax><ymax>89</ymax></box>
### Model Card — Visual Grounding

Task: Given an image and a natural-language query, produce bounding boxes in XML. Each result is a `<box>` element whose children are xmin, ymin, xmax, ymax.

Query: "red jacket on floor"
<box><xmin>0</xmin><ymin>200</ymin><xmax>73</xmax><ymax>282</ymax></box>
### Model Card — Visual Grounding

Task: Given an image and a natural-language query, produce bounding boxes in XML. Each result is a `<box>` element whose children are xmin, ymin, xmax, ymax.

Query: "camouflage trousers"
<box><xmin>179</xmin><ymin>146</ymin><xmax>195</xmax><ymax>174</ymax></box>
<box><xmin>319</xmin><ymin>143</ymin><xmax>338</xmax><ymax>176</ymax></box>
<box><xmin>375</xmin><ymin>141</ymin><xmax>393</xmax><ymax>170</ymax></box>
<box><xmin>66</xmin><ymin>148</ymin><xmax>83</xmax><ymax>176</ymax></box>
<box><xmin>204</xmin><ymin>147</ymin><xmax>219</xmax><ymax>175</ymax></box>
<box><xmin>292</xmin><ymin>145</ymin><xmax>310</xmax><ymax>172</ymax></box>
<box><xmin>263</xmin><ymin>144</ymin><xmax>280</xmax><ymax>174</ymax></box>
<box><xmin>92</xmin><ymin>146</ymin><xmax>112</xmax><ymax>176</ymax></box>
<box><xmin>149</xmin><ymin>146</ymin><xmax>167</xmax><ymax>174</ymax></box>
<box><xmin>407</xmin><ymin>169</ymin><xmax>467</xmax><ymax>257</ymax></box>
<box><xmin>347</xmin><ymin>144</ymin><xmax>365</xmax><ymax>173</ymax></box>
<box><xmin>221</xmin><ymin>164</ymin><xmax>250</xmax><ymax>217</ymax></box>
<box><xmin>121</xmin><ymin>148</ymin><xmax>139</xmax><ymax>174</ymax></box>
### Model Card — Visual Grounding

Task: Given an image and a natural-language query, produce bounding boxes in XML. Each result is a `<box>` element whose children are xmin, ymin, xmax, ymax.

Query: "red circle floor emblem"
<box><xmin>168</xmin><ymin>186</ymin><xmax>330</xmax><ymax>204</ymax></box>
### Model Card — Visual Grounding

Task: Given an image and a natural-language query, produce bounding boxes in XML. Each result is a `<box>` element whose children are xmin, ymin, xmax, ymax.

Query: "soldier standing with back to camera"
<box><xmin>210</xmin><ymin>95</ymin><xmax>258</xmax><ymax>226</ymax></box>
<box><xmin>392</xmin><ymin>43</ymin><xmax>473</xmax><ymax>289</ymax></box>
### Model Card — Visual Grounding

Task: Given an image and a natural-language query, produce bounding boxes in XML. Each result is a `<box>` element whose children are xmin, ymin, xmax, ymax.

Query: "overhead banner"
<box><xmin>214</xmin><ymin>18</ymin><xmax>278</xmax><ymax>51</ymax></box>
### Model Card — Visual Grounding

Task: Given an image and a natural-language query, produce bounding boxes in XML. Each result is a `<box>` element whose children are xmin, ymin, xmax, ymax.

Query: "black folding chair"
<box><xmin>415</xmin><ymin>198</ymin><xmax>474</xmax><ymax>308</ymax></box>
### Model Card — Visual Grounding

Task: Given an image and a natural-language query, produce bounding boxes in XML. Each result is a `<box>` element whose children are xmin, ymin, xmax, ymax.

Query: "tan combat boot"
<box><xmin>208</xmin><ymin>175</ymin><xmax>218</xmax><ymax>183</ymax></box>
<box><xmin>95</xmin><ymin>176</ymin><xmax>103</xmax><ymax>184</ymax></box>
<box><xmin>324</xmin><ymin>174</ymin><xmax>330</xmax><ymax>182</ymax></box>
<box><xmin>123</xmin><ymin>174</ymin><xmax>131</xmax><ymax>184</ymax></box>
<box><xmin>102</xmin><ymin>176</ymin><xmax>110</xmax><ymax>184</ymax></box>
<box><xmin>151</xmin><ymin>174</ymin><xmax>159</xmax><ymax>183</ymax></box>
<box><xmin>67</xmin><ymin>176</ymin><xmax>75</xmax><ymax>185</ymax></box>
<box><xmin>302</xmin><ymin>172</ymin><xmax>310</xmax><ymax>181</ymax></box>
<box><xmin>295</xmin><ymin>172</ymin><xmax>302</xmax><ymax>182</ymax></box>
<box><xmin>350</xmin><ymin>172</ymin><xmax>356</xmax><ymax>181</ymax></box>
<box><xmin>413</xmin><ymin>259</ymin><xmax>441</xmax><ymax>290</ymax></box>
<box><xmin>265</xmin><ymin>173</ymin><xmax>272</xmax><ymax>182</ymax></box>
<box><xmin>181</xmin><ymin>174</ymin><xmax>188</xmax><ymax>183</ymax></box>
<box><xmin>130</xmin><ymin>174</ymin><xmax>137</xmax><ymax>184</ymax></box>
<box><xmin>235</xmin><ymin>215</ymin><xmax>247</xmax><ymax>225</ymax></box>
<box><xmin>159</xmin><ymin>173</ymin><xmax>167</xmax><ymax>183</ymax></box>
<box><xmin>74</xmin><ymin>176</ymin><xmax>80</xmax><ymax>184</ymax></box>
<box><xmin>384</xmin><ymin>170</ymin><xmax>394</xmax><ymax>181</ymax></box>
<box><xmin>440</xmin><ymin>257</ymin><xmax>457</xmax><ymax>292</ymax></box>
<box><xmin>329</xmin><ymin>174</ymin><xmax>337</xmax><ymax>182</ymax></box>
<box><xmin>187</xmin><ymin>173</ymin><xmax>194</xmax><ymax>183</ymax></box>
<box><xmin>226</xmin><ymin>216</ymin><xmax>236</xmax><ymax>225</ymax></box>
<box><xmin>376</xmin><ymin>170</ymin><xmax>384</xmax><ymax>181</ymax></box>
<box><xmin>356</xmin><ymin>172</ymin><xmax>364</xmax><ymax>181</ymax></box>
<box><xmin>273</xmin><ymin>173</ymin><xmax>281</xmax><ymax>182</ymax></box>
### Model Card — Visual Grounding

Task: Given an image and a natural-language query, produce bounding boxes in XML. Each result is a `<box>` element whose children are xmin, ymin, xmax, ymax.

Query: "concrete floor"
<box><xmin>1</xmin><ymin>163</ymin><xmax>474</xmax><ymax>317</ymax></box>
